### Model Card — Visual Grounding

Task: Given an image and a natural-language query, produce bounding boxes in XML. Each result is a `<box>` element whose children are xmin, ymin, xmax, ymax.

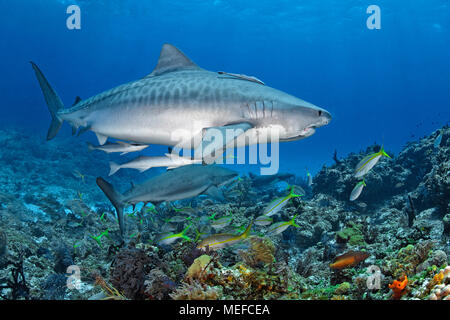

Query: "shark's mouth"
<box><xmin>299</xmin><ymin>126</ymin><xmax>316</xmax><ymax>137</ymax></box>
<box><xmin>280</xmin><ymin>126</ymin><xmax>316</xmax><ymax>142</ymax></box>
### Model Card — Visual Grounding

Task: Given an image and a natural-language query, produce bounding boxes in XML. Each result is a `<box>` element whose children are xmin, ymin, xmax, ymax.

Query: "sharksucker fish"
<box><xmin>87</xmin><ymin>141</ymin><xmax>148</xmax><ymax>155</ymax></box>
<box><xmin>96</xmin><ymin>165</ymin><xmax>237</xmax><ymax>238</ymax></box>
<box><xmin>31</xmin><ymin>44</ymin><xmax>331</xmax><ymax>158</ymax></box>
<box><xmin>108</xmin><ymin>153</ymin><xmax>202</xmax><ymax>176</ymax></box>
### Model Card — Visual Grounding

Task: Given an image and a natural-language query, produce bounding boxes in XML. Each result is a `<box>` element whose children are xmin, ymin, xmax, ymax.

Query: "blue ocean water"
<box><xmin>0</xmin><ymin>1</ymin><xmax>450</xmax><ymax>302</ymax></box>
<box><xmin>1</xmin><ymin>0</ymin><xmax>448</xmax><ymax>176</ymax></box>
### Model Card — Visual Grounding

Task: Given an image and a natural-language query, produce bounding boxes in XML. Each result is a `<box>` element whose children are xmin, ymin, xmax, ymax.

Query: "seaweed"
<box><xmin>0</xmin><ymin>259</ymin><xmax>31</xmax><ymax>300</ymax></box>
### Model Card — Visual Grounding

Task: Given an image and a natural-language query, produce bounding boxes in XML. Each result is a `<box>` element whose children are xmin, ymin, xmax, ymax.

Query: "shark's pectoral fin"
<box><xmin>95</xmin><ymin>132</ymin><xmax>108</xmax><ymax>145</ymax></box>
<box><xmin>196</xmin><ymin>122</ymin><xmax>253</xmax><ymax>164</ymax></box>
<box><xmin>204</xmin><ymin>186</ymin><xmax>225</xmax><ymax>202</ymax></box>
<box><xmin>71</xmin><ymin>125</ymin><xmax>78</xmax><ymax>136</ymax></box>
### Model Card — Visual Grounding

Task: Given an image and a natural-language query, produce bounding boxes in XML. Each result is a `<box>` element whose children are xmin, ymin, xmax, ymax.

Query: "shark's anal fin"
<box><xmin>95</xmin><ymin>132</ymin><xmax>108</xmax><ymax>145</ymax></box>
<box><xmin>196</xmin><ymin>122</ymin><xmax>253</xmax><ymax>164</ymax></box>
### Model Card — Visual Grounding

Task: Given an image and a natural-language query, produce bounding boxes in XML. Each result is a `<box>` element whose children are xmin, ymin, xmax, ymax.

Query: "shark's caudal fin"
<box><xmin>96</xmin><ymin>177</ymin><xmax>126</xmax><ymax>238</ymax></box>
<box><xmin>109</xmin><ymin>162</ymin><xmax>121</xmax><ymax>176</ymax></box>
<box><xmin>30</xmin><ymin>62</ymin><xmax>64</xmax><ymax>140</ymax></box>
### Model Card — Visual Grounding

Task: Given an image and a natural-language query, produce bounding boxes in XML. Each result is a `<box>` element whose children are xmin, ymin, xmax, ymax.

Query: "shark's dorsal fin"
<box><xmin>148</xmin><ymin>44</ymin><xmax>201</xmax><ymax>77</ymax></box>
<box><xmin>72</xmin><ymin>96</ymin><xmax>82</xmax><ymax>106</ymax></box>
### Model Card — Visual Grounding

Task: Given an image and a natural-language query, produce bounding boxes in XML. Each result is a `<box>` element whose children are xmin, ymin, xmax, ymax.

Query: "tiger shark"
<box><xmin>96</xmin><ymin>165</ymin><xmax>238</xmax><ymax>238</ymax></box>
<box><xmin>31</xmin><ymin>43</ymin><xmax>331</xmax><ymax>160</ymax></box>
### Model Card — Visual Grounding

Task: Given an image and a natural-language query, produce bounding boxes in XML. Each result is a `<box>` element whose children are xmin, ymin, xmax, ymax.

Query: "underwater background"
<box><xmin>0</xmin><ymin>0</ymin><xmax>449</xmax><ymax>300</ymax></box>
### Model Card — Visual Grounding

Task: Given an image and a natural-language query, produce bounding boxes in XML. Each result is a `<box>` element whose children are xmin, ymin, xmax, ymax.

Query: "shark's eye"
<box><xmin>318</xmin><ymin>110</ymin><xmax>322</xmax><ymax>116</ymax></box>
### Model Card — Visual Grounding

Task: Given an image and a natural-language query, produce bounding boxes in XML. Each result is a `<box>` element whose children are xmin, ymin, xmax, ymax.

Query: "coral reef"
<box><xmin>0</xmin><ymin>126</ymin><xmax>448</xmax><ymax>300</ymax></box>
<box><xmin>169</xmin><ymin>280</ymin><xmax>221</xmax><ymax>300</ymax></box>
<box><xmin>238</xmin><ymin>236</ymin><xmax>275</xmax><ymax>267</ymax></box>
<box><xmin>109</xmin><ymin>245</ymin><xmax>154</xmax><ymax>300</ymax></box>
<box><xmin>0</xmin><ymin>230</ymin><xmax>6</xmax><ymax>256</ymax></box>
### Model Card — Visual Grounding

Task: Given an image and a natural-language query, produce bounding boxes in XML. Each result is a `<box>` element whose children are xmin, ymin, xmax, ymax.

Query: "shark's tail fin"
<box><xmin>96</xmin><ymin>177</ymin><xmax>126</xmax><ymax>239</ymax></box>
<box><xmin>30</xmin><ymin>62</ymin><xmax>64</xmax><ymax>140</ymax></box>
<box><xmin>109</xmin><ymin>162</ymin><xmax>121</xmax><ymax>176</ymax></box>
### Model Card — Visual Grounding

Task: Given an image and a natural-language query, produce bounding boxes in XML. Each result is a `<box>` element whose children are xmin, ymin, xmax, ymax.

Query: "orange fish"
<box><xmin>389</xmin><ymin>275</ymin><xmax>408</xmax><ymax>300</ymax></box>
<box><xmin>329</xmin><ymin>251</ymin><xmax>370</xmax><ymax>269</ymax></box>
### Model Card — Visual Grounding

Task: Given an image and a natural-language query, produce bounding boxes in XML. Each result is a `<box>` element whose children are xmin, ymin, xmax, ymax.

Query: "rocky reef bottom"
<box><xmin>0</xmin><ymin>125</ymin><xmax>448</xmax><ymax>300</ymax></box>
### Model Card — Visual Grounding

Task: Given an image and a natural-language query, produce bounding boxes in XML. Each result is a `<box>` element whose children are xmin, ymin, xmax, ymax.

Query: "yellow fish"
<box><xmin>262</xmin><ymin>186</ymin><xmax>302</xmax><ymax>217</ymax></box>
<box><xmin>349</xmin><ymin>180</ymin><xmax>366</xmax><ymax>201</ymax></box>
<box><xmin>354</xmin><ymin>146</ymin><xmax>391</xmax><ymax>178</ymax></box>
<box><xmin>197</xmin><ymin>221</ymin><xmax>253</xmax><ymax>251</ymax></box>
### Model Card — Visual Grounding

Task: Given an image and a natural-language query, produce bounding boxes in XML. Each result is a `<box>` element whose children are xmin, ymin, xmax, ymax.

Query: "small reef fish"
<box><xmin>389</xmin><ymin>275</ymin><xmax>408</xmax><ymax>300</ymax></box>
<box><xmin>354</xmin><ymin>146</ymin><xmax>391</xmax><ymax>179</ymax></box>
<box><xmin>161</xmin><ymin>223</ymin><xmax>177</xmax><ymax>232</ymax></box>
<box><xmin>211</xmin><ymin>215</ymin><xmax>233</xmax><ymax>230</ymax></box>
<box><xmin>329</xmin><ymin>251</ymin><xmax>370</xmax><ymax>269</ymax></box>
<box><xmin>194</xmin><ymin>228</ymin><xmax>208</xmax><ymax>241</ymax></box>
<box><xmin>349</xmin><ymin>180</ymin><xmax>366</xmax><ymax>201</ymax></box>
<box><xmin>248</xmin><ymin>172</ymin><xmax>294</xmax><ymax>188</ymax></box>
<box><xmin>87</xmin><ymin>141</ymin><xmax>148</xmax><ymax>155</ymax></box>
<box><xmin>109</xmin><ymin>154</ymin><xmax>201</xmax><ymax>176</ymax></box>
<box><xmin>434</xmin><ymin>131</ymin><xmax>443</xmax><ymax>148</ymax></box>
<box><xmin>197</xmin><ymin>222</ymin><xmax>253</xmax><ymax>251</ymax></box>
<box><xmin>171</xmin><ymin>204</ymin><xmax>197</xmax><ymax>215</ymax></box>
<box><xmin>254</xmin><ymin>215</ymin><xmax>273</xmax><ymax>226</ymax></box>
<box><xmin>291</xmin><ymin>185</ymin><xmax>306</xmax><ymax>196</ymax></box>
<box><xmin>226</xmin><ymin>189</ymin><xmax>242</xmax><ymax>198</ymax></box>
<box><xmin>156</xmin><ymin>224</ymin><xmax>191</xmax><ymax>245</ymax></box>
<box><xmin>262</xmin><ymin>186</ymin><xmax>303</xmax><ymax>217</ymax></box>
<box><xmin>306</xmin><ymin>170</ymin><xmax>313</xmax><ymax>187</ymax></box>
<box><xmin>267</xmin><ymin>215</ymin><xmax>300</xmax><ymax>235</ymax></box>
<box><xmin>73</xmin><ymin>170</ymin><xmax>86</xmax><ymax>183</ymax></box>
<box><xmin>165</xmin><ymin>215</ymin><xmax>190</xmax><ymax>223</ymax></box>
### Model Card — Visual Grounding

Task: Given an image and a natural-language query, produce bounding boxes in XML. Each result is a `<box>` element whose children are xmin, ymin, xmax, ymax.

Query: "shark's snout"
<box><xmin>322</xmin><ymin>110</ymin><xmax>332</xmax><ymax>124</ymax></box>
<box><xmin>317</xmin><ymin>109</ymin><xmax>332</xmax><ymax>127</ymax></box>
